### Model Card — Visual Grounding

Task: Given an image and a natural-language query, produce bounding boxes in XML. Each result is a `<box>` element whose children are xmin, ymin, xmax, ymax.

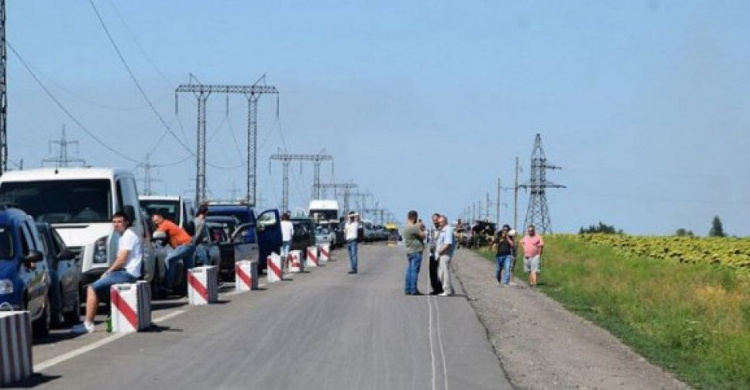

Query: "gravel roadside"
<box><xmin>451</xmin><ymin>248</ymin><xmax>690</xmax><ymax>390</ymax></box>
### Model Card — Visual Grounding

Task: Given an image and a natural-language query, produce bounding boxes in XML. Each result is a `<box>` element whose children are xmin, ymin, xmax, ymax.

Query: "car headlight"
<box><xmin>93</xmin><ymin>235</ymin><xmax>108</xmax><ymax>264</ymax></box>
<box><xmin>0</xmin><ymin>279</ymin><xmax>13</xmax><ymax>295</ymax></box>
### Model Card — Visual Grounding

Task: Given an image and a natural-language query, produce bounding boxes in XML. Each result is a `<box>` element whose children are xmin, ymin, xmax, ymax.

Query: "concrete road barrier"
<box><xmin>267</xmin><ymin>253</ymin><xmax>283</xmax><ymax>283</ymax></box>
<box><xmin>235</xmin><ymin>260</ymin><xmax>258</xmax><ymax>291</ymax></box>
<box><xmin>111</xmin><ymin>281</ymin><xmax>151</xmax><ymax>333</ymax></box>
<box><xmin>0</xmin><ymin>311</ymin><xmax>33</xmax><ymax>386</ymax></box>
<box><xmin>305</xmin><ymin>246</ymin><xmax>319</xmax><ymax>268</ymax></box>
<box><xmin>188</xmin><ymin>266</ymin><xmax>219</xmax><ymax>305</ymax></box>
<box><xmin>288</xmin><ymin>250</ymin><xmax>303</xmax><ymax>273</ymax></box>
<box><xmin>318</xmin><ymin>243</ymin><xmax>330</xmax><ymax>264</ymax></box>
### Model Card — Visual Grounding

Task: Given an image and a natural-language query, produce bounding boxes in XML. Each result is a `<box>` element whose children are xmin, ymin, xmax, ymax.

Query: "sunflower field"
<box><xmin>574</xmin><ymin>233</ymin><xmax>750</xmax><ymax>269</ymax></box>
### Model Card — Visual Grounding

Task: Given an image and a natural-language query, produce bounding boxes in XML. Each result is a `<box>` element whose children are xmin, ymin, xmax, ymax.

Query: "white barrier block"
<box><xmin>267</xmin><ymin>253</ymin><xmax>283</xmax><ymax>283</ymax></box>
<box><xmin>288</xmin><ymin>250</ymin><xmax>303</xmax><ymax>273</ymax></box>
<box><xmin>111</xmin><ymin>282</ymin><xmax>151</xmax><ymax>333</ymax></box>
<box><xmin>305</xmin><ymin>246</ymin><xmax>319</xmax><ymax>268</ymax></box>
<box><xmin>318</xmin><ymin>243</ymin><xmax>330</xmax><ymax>264</ymax></box>
<box><xmin>188</xmin><ymin>266</ymin><xmax>219</xmax><ymax>305</ymax></box>
<box><xmin>235</xmin><ymin>260</ymin><xmax>258</xmax><ymax>291</ymax></box>
<box><xmin>0</xmin><ymin>311</ymin><xmax>33</xmax><ymax>386</ymax></box>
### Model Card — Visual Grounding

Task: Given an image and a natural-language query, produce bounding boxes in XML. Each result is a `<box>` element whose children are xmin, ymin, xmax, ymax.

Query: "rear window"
<box><xmin>207</xmin><ymin>207</ymin><xmax>254</xmax><ymax>224</ymax></box>
<box><xmin>141</xmin><ymin>200</ymin><xmax>180</xmax><ymax>225</ymax></box>
<box><xmin>0</xmin><ymin>179</ymin><xmax>112</xmax><ymax>224</ymax></box>
<box><xmin>0</xmin><ymin>226</ymin><xmax>13</xmax><ymax>259</ymax></box>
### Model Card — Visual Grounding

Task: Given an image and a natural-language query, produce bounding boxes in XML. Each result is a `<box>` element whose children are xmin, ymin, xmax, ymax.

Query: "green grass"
<box><xmin>477</xmin><ymin>236</ymin><xmax>750</xmax><ymax>389</ymax></box>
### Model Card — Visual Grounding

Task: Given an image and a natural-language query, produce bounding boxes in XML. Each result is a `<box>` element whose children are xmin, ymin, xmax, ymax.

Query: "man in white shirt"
<box><xmin>280</xmin><ymin>213</ymin><xmax>294</xmax><ymax>260</ymax></box>
<box><xmin>344</xmin><ymin>211</ymin><xmax>360</xmax><ymax>274</ymax></box>
<box><xmin>436</xmin><ymin>215</ymin><xmax>455</xmax><ymax>296</ymax></box>
<box><xmin>73</xmin><ymin>211</ymin><xmax>143</xmax><ymax>334</ymax></box>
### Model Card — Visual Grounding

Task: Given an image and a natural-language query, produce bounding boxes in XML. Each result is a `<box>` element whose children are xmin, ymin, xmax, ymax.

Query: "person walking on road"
<box><xmin>495</xmin><ymin>224</ymin><xmax>515</xmax><ymax>286</ymax></box>
<box><xmin>72</xmin><ymin>212</ymin><xmax>142</xmax><ymax>334</ymax></box>
<box><xmin>436</xmin><ymin>215</ymin><xmax>455</xmax><ymax>296</ymax></box>
<box><xmin>428</xmin><ymin>213</ymin><xmax>443</xmax><ymax>295</ymax></box>
<box><xmin>344</xmin><ymin>211</ymin><xmax>360</xmax><ymax>274</ymax></box>
<box><xmin>403</xmin><ymin>210</ymin><xmax>426</xmax><ymax>295</ymax></box>
<box><xmin>520</xmin><ymin>224</ymin><xmax>544</xmax><ymax>287</ymax></box>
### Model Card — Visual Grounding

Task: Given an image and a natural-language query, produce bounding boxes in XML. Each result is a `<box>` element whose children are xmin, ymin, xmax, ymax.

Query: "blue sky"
<box><xmin>8</xmin><ymin>1</ymin><xmax>750</xmax><ymax>235</ymax></box>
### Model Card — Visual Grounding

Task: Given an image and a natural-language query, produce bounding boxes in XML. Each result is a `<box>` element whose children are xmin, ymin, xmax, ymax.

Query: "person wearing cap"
<box><xmin>344</xmin><ymin>211</ymin><xmax>360</xmax><ymax>274</ymax></box>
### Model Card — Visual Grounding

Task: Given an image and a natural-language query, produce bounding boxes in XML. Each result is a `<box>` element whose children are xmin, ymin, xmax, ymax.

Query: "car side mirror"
<box><xmin>23</xmin><ymin>250</ymin><xmax>43</xmax><ymax>269</ymax></box>
<box><xmin>57</xmin><ymin>249</ymin><xmax>76</xmax><ymax>261</ymax></box>
<box><xmin>152</xmin><ymin>231</ymin><xmax>168</xmax><ymax>243</ymax></box>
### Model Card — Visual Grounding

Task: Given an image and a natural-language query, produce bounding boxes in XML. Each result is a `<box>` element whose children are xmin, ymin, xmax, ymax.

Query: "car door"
<box><xmin>18</xmin><ymin>221</ymin><xmax>47</xmax><ymax>316</ymax></box>
<box><xmin>256</xmin><ymin>209</ymin><xmax>281</xmax><ymax>269</ymax></box>
<box><xmin>50</xmin><ymin>227</ymin><xmax>79</xmax><ymax>309</ymax></box>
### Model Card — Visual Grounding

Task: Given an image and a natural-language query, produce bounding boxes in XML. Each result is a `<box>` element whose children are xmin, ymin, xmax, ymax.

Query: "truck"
<box><xmin>308</xmin><ymin>200</ymin><xmax>339</xmax><ymax>224</ymax></box>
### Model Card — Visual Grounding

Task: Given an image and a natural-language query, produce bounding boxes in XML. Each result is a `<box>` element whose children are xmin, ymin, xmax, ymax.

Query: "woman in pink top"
<box><xmin>520</xmin><ymin>225</ymin><xmax>544</xmax><ymax>287</ymax></box>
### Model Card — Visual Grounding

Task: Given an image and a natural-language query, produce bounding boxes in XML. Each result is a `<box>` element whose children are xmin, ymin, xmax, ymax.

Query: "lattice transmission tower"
<box><xmin>520</xmin><ymin>133</ymin><xmax>565</xmax><ymax>233</ymax></box>
<box><xmin>41</xmin><ymin>126</ymin><xmax>87</xmax><ymax>167</ymax></box>
<box><xmin>269</xmin><ymin>149</ymin><xmax>334</xmax><ymax>213</ymax></box>
<box><xmin>0</xmin><ymin>0</ymin><xmax>7</xmax><ymax>175</ymax></box>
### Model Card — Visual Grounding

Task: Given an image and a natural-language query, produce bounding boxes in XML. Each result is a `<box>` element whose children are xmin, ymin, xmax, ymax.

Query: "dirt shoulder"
<box><xmin>452</xmin><ymin>248</ymin><xmax>690</xmax><ymax>389</ymax></box>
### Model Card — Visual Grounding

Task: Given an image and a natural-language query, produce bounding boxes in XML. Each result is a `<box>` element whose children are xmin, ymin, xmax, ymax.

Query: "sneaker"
<box><xmin>509</xmin><ymin>281</ymin><xmax>517</xmax><ymax>286</ymax></box>
<box><xmin>71</xmin><ymin>321</ymin><xmax>95</xmax><ymax>334</ymax></box>
<box><xmin>438</xmin><ymin>291</ymin><xmax>452</xmax><ymax>296</ymax></box>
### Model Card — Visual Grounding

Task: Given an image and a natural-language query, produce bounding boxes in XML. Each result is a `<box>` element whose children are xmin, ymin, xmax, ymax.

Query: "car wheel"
<box><xmin>63</xmin><ymin>286</ymin><xmax>81</xmax><ymax>325</ymax></box>
<box><xmin>32</xmin><ymin>296</ymin><xmax>51</xmax><ymax>337</ymax></box>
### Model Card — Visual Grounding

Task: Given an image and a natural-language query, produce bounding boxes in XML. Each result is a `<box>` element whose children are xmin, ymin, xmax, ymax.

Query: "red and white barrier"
<box><xmin>267</xmin><ymin>252</ymin><xmax>283</xmax><ymax>283</ymax></box>
<box><xmin>188</xmin><ymin>266</ymin><xmax>219</xmax><ymax>305</ymax></box>
<box><xmin>318</xmin><ymin>243</ymin><xmax>330</xmax><ymax>264</ymax></box>
<box><xmin>111</xmin><ymin>281</ymin><xmax>151</xmax><ymax>333</ymax></box>
<box><xmin>0</xmin><ymin>311</ymin><xmax>33</xmax><ymax>386</ymax></box>
<box><xmin>288</xmin><ymin>250</ymin><xmax>303</xmax><ymax>273</ymax></box>
<box><xmin>235</xmin><ymin>260</ymin><xmax>258</xmax><ymax>291</ymax></box>
<box><xmin>306</xmin><ymin>246</ymin><xmax>319</xmax><ymax>268</ymax></box>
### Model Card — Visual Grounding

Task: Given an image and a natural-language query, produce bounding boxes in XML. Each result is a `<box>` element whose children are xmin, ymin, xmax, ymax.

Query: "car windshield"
<box><xmin>0</xmin><ymin>226</ymin><xmax>13</xmax><ymax>259</ymax></box>
<box><xmin>309</xmin><ymin>209</ymin><xmax>338</xmax><ymax>222</ymax></box>
<box><xmin>141</xmin><ymin>200</ymin><xmax>180</xmax><ymax>224</ymax></box>
<box><xmin>0</xmin><ymin>179</ymin><xmax>112</xmax><ymax>224</ymax></box>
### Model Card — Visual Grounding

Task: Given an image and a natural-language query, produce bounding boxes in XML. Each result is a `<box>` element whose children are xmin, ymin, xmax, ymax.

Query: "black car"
<box><xmin>290</xmin><ymin>217</ymin><xmax>316</xmax><ymax>257</ymax></box>
<box><xmin>35</xmin><ymin>222</ymin><xmax>81</xmax><ymax>326</ymax></box>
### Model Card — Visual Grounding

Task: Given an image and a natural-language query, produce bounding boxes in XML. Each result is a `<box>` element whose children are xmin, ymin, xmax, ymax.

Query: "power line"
<box><xmin>8</xmin><ymin>42</ymin><xmax>140</xmax><ymax>163</ymax></box>
<box><xmin>88</xmin><ymin>0</ymin><xmax>194</xmax><ymax>156</ymax></box>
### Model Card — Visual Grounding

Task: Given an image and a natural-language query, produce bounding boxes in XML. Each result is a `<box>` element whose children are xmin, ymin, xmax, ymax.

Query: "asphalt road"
<box><xmin>18</xmin><ymin>244</ymin><xmax>511</xmax><ymax>390</ymax></box>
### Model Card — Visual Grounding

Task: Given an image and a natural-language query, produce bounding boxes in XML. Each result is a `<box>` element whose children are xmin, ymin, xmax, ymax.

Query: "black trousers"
<box><xmin>429</xmin><ymin>254</ymin><xmax>443</xmax><ymax>293</ymax></box>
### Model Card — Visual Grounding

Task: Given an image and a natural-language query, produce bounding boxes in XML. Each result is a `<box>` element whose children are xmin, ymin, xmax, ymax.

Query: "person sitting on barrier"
<box><xmin>72</xmin><ymin>211</ymin><xmax>143</xmax><ymax>334</ymax></box>
<box><xmin>152</xmin><ymin>212</ymin><xmax>195</xmax><ymax>292</ymax></box>
<box><xmin>192</xmin><ymin>203</ymin><xmax>211</xmax><ymax>266</ymax></box>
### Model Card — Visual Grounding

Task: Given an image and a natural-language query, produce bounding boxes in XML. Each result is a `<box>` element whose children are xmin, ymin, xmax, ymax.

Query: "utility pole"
<box><xmin>486</xmin><ymin>192</ymin><xmax>490</xmax><ymax>221</ymax></box>
<box><xmin>514</xmin><ymin>157</ymin><xmax>520</xmax><ymax>231</ymax></box>
<box><xmin>42</xmin><ymin>125</ymin><xmax>87</xmax><ymax>167</ymax></box>
<box><xmin>318</xmin><ymin>183</ymin><xmax>358</xmax><ymax>214</ymax></box>
<box><xmin>136</xmin><ymin>153</ymin><xmax>162</xmax><ymax>196</ymax></box>
<box><xmin>496</xmin><ymin>178</ymin><xmax>501</xmax><ymax>227</ymax></box>
<box><xmin>269</xmin><ymin>149</ymin><xmax>334</xmax><ymax>213</ymax></box>
<box><xmin>0</xmin><ymin>0</ymin><xmax>6</xmax><ymax>175</ymax></box>
<box><xmin>350</xmin><ymin>191</ymin><xmax>372</xmax><ymax>218</ymax></box>
<box><xmin>520</xmin><ymin>134</ymin><xmax>565</xmax><ymax>233</ymax></box>
<box><xmin>227</xmin><ymin>182</ymin><xmax>242</xmax><ymax>202</ymax></box>
<box><xmin>176</xmin><ymin>76</ymin><xmax>278</xmax><ymax>205</ymax></box>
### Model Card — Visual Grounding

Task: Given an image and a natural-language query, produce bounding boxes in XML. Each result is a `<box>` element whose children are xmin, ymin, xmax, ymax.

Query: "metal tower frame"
<box><xmin>176</xmin><ymin>79</ymin><xmax>278</xmax><ymax>205</ymax></box>
<box><xmin>318</xmin><ymin>183</ymin><xmax>358</xmax><ymax>214</ymax></box>
<box><xmin>41</xmin><ymin>125</ymin><xmax>87</xmax><ymax>167</ymax></box>
<box><xmin>520</xmin><ymin>133</ymin><xmax>565</xmax><ymax>233</ymax></box>
<box><xmin>0</xmin><ymin>0</ymin><xmax>6</xmax><ymax>175</ymax></box>
<box><xmin>269</xmin><ymin>149</ymin><xmax>334</xmax><ymax>212</ymax></box>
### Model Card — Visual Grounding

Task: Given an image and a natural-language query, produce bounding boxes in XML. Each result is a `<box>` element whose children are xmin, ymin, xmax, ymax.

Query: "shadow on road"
<box><xmin>10</xmin><ymin>373</ymin><xmax>62</xmax><ymax>388</ymax></box>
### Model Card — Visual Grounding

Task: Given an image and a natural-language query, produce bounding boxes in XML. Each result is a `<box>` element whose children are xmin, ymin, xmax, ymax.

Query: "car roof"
<box><xmin>0</xmin><ymin>207</ymin><xmax>30</xmax><ymax>223</ymax></box>
<box><xmin>0</xmin><ymin>167</ymin><xmax>131</xmax><ymax>181</ymax></box>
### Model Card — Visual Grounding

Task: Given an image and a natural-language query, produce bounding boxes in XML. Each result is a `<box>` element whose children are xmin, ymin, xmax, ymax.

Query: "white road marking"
<box><xmin>428</xmin><ymin>295</ymin><xmax>437</xmax><ymax>390</ymax></box>
<box><xmin>435</xmin><ymin>297</ymin><xmax>449</xmax><ymax>390</ymax></box>
<box><xmin>33</xmin><ymin>310</ymin><xmax>186</xmax><ymax>373</ymax></box>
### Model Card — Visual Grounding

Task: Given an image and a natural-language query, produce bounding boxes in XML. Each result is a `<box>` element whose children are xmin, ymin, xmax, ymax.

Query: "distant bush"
<box><xmin>579</xmin><ymin>222</ymin><xmax>623</xmax><ymax>235</ymax></box>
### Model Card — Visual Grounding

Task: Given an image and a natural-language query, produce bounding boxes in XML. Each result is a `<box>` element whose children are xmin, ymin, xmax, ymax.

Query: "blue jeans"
<box><xmin>347</xmin><ymin>240</ymin><xmax>358</xmax><ymax>272</ymax></box>
<box><xmin>195</xmin><ymin>244</ymin><xmax>210</xmax><ymax>266</ymax></box>
<box><xmin>166</xmin><ymin>244</ymin><xmax>196</xmax><ymax>288</ymax></box>
<box><xmin>496</xmin><ymin>255</ymin><xmax>512</xmax><ymax>285</ymax></box>
<box><xmin>281</xmin><ymin>241</ymin><xmax>291</xmax><ymax>257</ymax></box>
<box><xmin>405</xmin><ymin>252</ymin><xmax>423</xmax><ymax>294</ymax></box>
<box><xmin>91</xmin><ymin>270</ymin><xmax>137</xmax><ymax>299</ymax></box>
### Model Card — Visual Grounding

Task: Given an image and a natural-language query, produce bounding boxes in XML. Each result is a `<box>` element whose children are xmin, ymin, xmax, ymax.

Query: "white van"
<box><xmin>0</xmin><ymin>168</ymin><xmax>156</xmax><ymax>290</ymax></box>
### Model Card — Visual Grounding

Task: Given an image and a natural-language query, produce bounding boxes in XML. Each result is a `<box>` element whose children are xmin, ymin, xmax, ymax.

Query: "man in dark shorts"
<box><xmin>428</xmin><ymin>213</ymin><xmax>443</xmax><ymax>295</ymax></box>
<box><xmin>72</xmin><ymin>211</ymin><xmax>142</xmax><ymax>334</ymax></box>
